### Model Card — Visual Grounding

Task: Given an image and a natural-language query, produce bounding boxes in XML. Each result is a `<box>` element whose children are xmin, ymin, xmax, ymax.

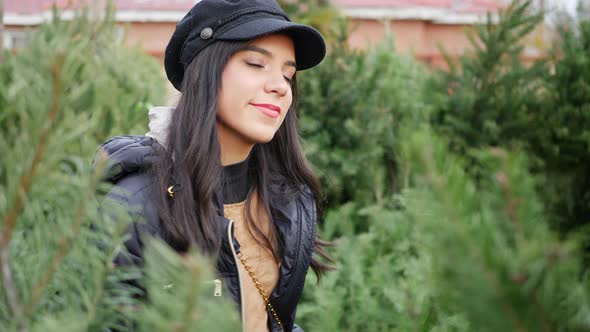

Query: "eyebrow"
<box><xmin>242</xmin><ymin>45</ymin><xmax>297</xmax><ymax>68</ymax></box>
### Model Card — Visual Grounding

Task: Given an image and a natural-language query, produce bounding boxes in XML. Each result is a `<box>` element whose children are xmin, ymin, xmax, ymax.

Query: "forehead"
<box><xmin>246</xmin><ymin>34</ymin><xmax>295</xmax><ymax>58</ymax></box>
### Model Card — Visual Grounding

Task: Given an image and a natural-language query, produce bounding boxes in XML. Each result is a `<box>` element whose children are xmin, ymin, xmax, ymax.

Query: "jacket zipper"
<box><xmin>212</xmin><ymin>279</ymin><xmax>222</xmax><ymax>297</ymax></box>
<box><xmin>228</xmin><ymin>219</ymin><xmax>247</xmax><ymax>332</ymax></box>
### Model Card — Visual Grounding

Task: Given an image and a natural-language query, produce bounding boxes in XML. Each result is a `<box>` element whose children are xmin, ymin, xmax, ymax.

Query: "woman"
<box><xmin>98</xmin><ymin>0</ymin><xmax>332</xmax><ymax>331</ymax></box>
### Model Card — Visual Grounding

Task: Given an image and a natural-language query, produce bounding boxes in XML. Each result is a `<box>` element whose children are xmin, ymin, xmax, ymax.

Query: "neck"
<box><xmin>221</xmin><ymin>154</ymin><xmax>251</xmax><ymax>204</ymax></box>
<box><xmin>217</xmin><ymin>122</ymin><xmax>254</xmax><ymax>166</ymax></box>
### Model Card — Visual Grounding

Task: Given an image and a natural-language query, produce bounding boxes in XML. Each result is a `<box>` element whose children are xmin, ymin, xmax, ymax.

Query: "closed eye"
<box><xmin>246</xmin><ymin>62</ymin><xmax>264</xmax><ymax>68</ymax></box>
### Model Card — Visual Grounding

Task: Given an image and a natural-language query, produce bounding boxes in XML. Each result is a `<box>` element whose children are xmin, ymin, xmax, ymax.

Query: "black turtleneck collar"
<box><xmin>222</xmin><ymin>154</ymin><xmax>252</xmax><ymax>204</ymax></box>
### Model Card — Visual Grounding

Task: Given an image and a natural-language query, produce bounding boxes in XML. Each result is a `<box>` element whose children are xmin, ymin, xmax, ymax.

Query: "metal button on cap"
<box><xmin>200</xmin><ymin>27</ymin><xmax>213</xmax><ymax>39</ymax></box>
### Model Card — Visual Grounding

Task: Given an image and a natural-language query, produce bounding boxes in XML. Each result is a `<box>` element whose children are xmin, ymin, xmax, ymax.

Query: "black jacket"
<box><xmin>99</xmin><ymin>135</ymin><xmax>316</xmax><ymax>332</ymax></box>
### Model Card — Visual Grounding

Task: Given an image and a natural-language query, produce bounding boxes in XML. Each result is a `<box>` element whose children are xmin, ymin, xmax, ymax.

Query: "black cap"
<box><xmin>164</xmin><ymin>0</ymin><xmax>326</xmax><ymax>90</ymax></box>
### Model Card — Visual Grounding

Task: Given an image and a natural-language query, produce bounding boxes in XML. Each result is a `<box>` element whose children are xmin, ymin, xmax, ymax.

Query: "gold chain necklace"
<box><xmin>236</xmin><ymin>251</ymin><xmax>285</xmax><ymax>332</ymax></box>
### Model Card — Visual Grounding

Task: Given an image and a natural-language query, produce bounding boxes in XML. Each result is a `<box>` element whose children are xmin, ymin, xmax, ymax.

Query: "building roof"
<box><xmin>5</xmin><ymin>0</ymin><xmax>195</xmax><ymax>14</ymax></box>
<box><xmin>5</xmin><ymin>0</ymin><xmax>504</xmax><ymax>25</ymax></box>
<box><xmin>333</xmin><ymin>0</ymin><xmax>503</xmax><ymax>13</ymax></box>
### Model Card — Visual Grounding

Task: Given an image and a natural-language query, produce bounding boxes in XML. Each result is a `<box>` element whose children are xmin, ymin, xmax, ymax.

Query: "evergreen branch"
<box><xmin>171</xmin><ymin>255</ymin><xmax>204</xmax><ymax>332</ymax></box>
<box><xmin>23</xmin><ymin>189</ymin><xmax>87</xmax><ymax>316</ymax></box>
<box><xmin>88</xmin><ymin>239</ymin><xmax>117</xmax><ymax>327</ymax></box>
<box><xmin>495</xmin><ymin>152</ymin><xmax>556</xmax><ymax>332</ymax></box>
<box><xmin>531</xmin><ymin>292</ymin><xmax>553</xmax><ymax>332</ymax></box>
<box><xmin>0</xmin><ymin>246</ymin><xmax>22</xmax><ymax>320</ymax></box>
<box><xmin>87</xmin><ymin>265</ymin><xmax>106</xmax><ymax>324</ymax></box>
<box><xmin>23</xmin><ymin>151</ymin><xmax>108</xmax><ymax>318</ymax></box>
<box><xmin>494</xmin><ymin>171</ymin><xmax>523</xmax><ymax>236</ymax></box>
<box><xmin>0</xmin><ymin>53</ymin><xmax>64</xmax><ymax>323</ymax></box>
<box><xmin>420</xmin><ymin>143</ymin><xmax>530</xmax><ymax>332</ymax></box>
<box><xmin>402</xmin><ymin>285</ymin><xmax>417</xmax><ymax>319</ymax></box>
<box><xmin>88</xmin><ymin>183</ymin><xmax>131</xmax><ymax>326</ymax></box>
<box><xmin>1</xmin><ymin>53</ymin><xmax>64</xmax><ymax>247</ymax></box>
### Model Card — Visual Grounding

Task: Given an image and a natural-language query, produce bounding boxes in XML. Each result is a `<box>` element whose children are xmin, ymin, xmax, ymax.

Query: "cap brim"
<box><xmin>216</xmin><ymin>18</ymin><xmax>326</xmax><ymax>71</ymax></box>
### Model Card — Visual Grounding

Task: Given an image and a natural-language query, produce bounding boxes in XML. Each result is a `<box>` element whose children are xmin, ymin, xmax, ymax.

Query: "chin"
<box><xmin>243</xmin><ymin>126</ymin><xmax>279</xmax><ymax>144</ymax></box>
<box><xmin>251</xmin><ymin>134</ymin><xmax>276</xmax><ymax>144</ymax></box>
<box><xmin>245</xmin><ymin>130</ymin><xmax>277</xmax><ymax>144</ymax></box>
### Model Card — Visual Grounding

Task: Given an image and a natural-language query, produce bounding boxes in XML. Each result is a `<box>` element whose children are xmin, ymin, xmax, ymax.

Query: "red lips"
<box><xmin>251</xmin><ymin>103</ymin><xmax>281</xmax><ymax>119</ymax></box>
<box><xmin>251</xmin><ymin>103</ymin><xmax>281</xmax><ymax>113</ymax></box>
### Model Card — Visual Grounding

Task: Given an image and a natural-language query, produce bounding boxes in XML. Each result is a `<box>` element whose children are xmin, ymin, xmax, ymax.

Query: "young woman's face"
<box><xmin>216</xmin><ymin>34</ymin><xmax>295</xmax><ymax>146</ymax></box>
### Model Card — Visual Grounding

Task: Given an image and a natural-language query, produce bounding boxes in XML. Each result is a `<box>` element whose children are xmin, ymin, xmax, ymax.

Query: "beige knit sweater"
<box><xmin>224</xmin><ymin>196</ymin><xmax>279</xmax><ymax>332</ymax></box>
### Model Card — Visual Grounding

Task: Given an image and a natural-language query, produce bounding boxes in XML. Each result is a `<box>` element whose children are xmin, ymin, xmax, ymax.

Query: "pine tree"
<box><xmin>299</xmin><ymin>125</ymin><xmax>590</xmax><ymax>331</ymax></box>
<box><xmin>294</xmin><ymin>1</ymin><xmax>590</xmax><ymax>330</ymax></box>
<box><xmin>295</xmin><ymin>21</ymin><xmax>431</xmax><ymax>235</ymax></box>
<box><xmin>431</xmin><ymin>0</ymin><xmax>547</xmax><ymax>164</ymax></box>
<box><xmin>535</xmin><ymin>0</ymin><xmax>590</xmax><ymax>238</ymax></box>
<box><xmin>0</xmin><ymin>4</ymin><xmax>239</xmax><ymax>331</ymax></box>
<box><xmin>400</xmin><ymin>128</ymin><xmax>590</xmax><ymax>331</ymax></box>
<box><xmin>431</xmin><ymin>0</ymin><xmax>590</xmax><ymax>241</ymax></box>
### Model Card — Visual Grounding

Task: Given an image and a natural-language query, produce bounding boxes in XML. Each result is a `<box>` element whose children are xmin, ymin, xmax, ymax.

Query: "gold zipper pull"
<box><xmin>213</xmin><ymin>279</ymin><xmax>222</xmax><ymax>297</ymax></box>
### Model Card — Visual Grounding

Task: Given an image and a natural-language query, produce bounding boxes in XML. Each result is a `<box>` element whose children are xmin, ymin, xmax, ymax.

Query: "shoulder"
<box><xmin>106</xmin><ymin>167</ymin><xmax>158</xmax><ymax>209</ymax></box>
<box><xmin>96</xmin><ymin>134</ymin><xmax>163</xmax><ymax>219</ymax></box>
<box><xmin>299</xmin><ymin>185</ymin><xmax>318</xmax><ymax>230</ymax></box>
<box><xmin>296</xmin><ymin>184</ymin><xmax>317</xmax><ymax>218</ymax></box>
<box><xmin>108</xmin><ymin>172</ymin><xmax>157</xmax><ymax>206</ymax></box>
<box><xmin>104</xmin><ymin>171</ymin><xmax>161</xmax><ymax>231</ymax></box>
<box><xmin>104</xmin><ymin>172</ymin><xmax>161</xmax><ymax>266</ymax></box>
<box><xmin>270</xmin><ymin>179</ymin><xmax>318</xmax><ymax>224</ymax></box>
<box><xmin>298</xmin><ymin>184</ymin><xmax>316</xmax><ymax>203</ymax></box>
<box><xmin>95</xmin><ymin>135</ymin><xmax>161</xmax><ymax>184</ymax></box>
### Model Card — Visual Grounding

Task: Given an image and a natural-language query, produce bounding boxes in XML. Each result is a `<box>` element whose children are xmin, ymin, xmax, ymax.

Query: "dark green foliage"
<box><xmin>401</xmin><ymin>130</ymin><xmax>590</xmax><ymax>332</ymax></box>
<box><xmin>295</xmin><ymin>0</ymin><xmax>590</xmax><ymax>330</ymax></box>
<box><xmin>297</xmin><ymin>23</ymin><xmax>431</xmax><ymax>235</ymax></box>
<box><xmin>0</xmin><ymin>5</ymin><xmax>239</xmax><ymax>331</ymax></box>
<box><xmin>535</xmin><ymin>2</ymin><xmax>590</xmax><ymax>236</ymax></box>
<box><xmin>299</xmin><ymin>126</ymin><xmax>590</xmax><ymax>331</ymax></box>
<box><xmin>3</xmin><ymin>0</ymin><xmax>590</xmax><ymax>330</ymax></box>
<box><xmin>137</xmin><ymin>241</ymin><xmax>241</xmax><ymax>331</ymax></box>
<box><xmin>430</xmin><ymin>0</ymin><xmax>590</xmax><ymax>237</ymax></box>
<box><xmin>430</xmin><ymin>1</ymin><xmax>547</xmax><ymax>168</ymax></box>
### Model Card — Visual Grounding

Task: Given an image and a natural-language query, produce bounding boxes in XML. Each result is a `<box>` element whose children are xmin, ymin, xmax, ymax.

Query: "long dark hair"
<box><xmin>153</xmin><ymin>39</ymin><xmax>333</xmax><ymax>279</ymax></box>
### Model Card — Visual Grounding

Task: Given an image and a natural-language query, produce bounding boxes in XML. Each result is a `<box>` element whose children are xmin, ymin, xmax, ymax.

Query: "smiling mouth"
<box><xmin>251</xmin><ymin>103</ymin><xmax>281</xmax><ymax>119</ymax></box>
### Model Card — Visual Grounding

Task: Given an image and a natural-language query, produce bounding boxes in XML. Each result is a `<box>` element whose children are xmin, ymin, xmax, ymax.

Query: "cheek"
<box><xmin>218</xmin><ymin>70</ymin><xmax>254</xmax><ymax>125</ymax></box>
<box><xmin>277</xmin><ymin>95</ymin><xmax>293</xmax><ymax>125</ymax></box>
<box><xmin>277</xmin><ymin>102</ymin><xmax>293</xmax><ymax>130</ymax></box>
<box><xmin>219</xmin><ymin>70</ymin><xmax>241</xmax><ymax>107</ymax></box>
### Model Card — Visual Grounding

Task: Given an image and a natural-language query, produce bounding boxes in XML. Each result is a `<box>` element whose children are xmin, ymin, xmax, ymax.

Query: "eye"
<box><xmin>246</xmin><ymin>62</ymin><xmax>264</xmax><ymax>68</ymax></box>
<box><xmin>284</xmin><ymin>71</ymin><xmax>295</xmax><ymax>84</ymax></box>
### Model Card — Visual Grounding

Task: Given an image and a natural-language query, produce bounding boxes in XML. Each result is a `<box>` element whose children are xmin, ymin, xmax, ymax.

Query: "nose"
<box><xmin>264</xmin><ymin>70</ymin><xmax>290</xmax><ymax>96</ymax></box>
